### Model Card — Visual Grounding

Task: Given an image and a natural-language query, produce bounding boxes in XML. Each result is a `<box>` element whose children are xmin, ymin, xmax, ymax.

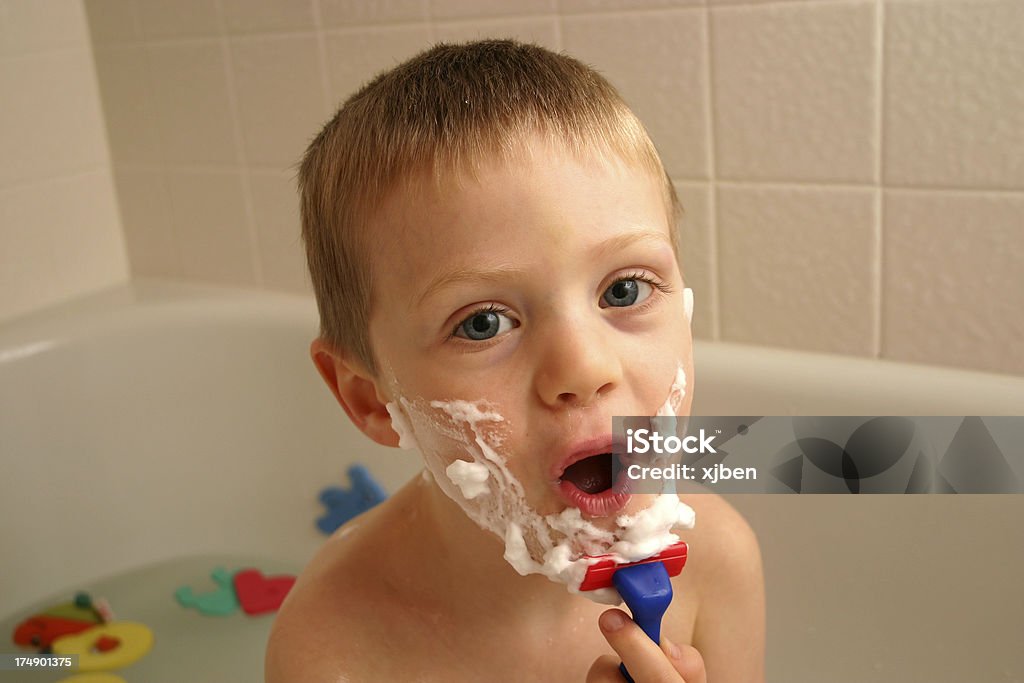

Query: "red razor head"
<box><xmin>578</xmin><ymin>541</ymin><xmax>688</xmax><ymax>592</ymax></box>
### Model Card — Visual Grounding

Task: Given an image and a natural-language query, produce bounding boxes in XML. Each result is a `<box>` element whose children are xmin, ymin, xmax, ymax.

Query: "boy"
<box><xmin>266</xmin><ymin>40</ymin><xmax>764</xmax><ymax>682</ymax></box>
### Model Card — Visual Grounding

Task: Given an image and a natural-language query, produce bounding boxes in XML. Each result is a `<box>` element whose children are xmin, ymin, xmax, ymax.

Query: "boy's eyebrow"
<box><xmin>590</xmin><ymin>229</ymin><xmax>673</xmax><ymax>263</ymax></box>
<box><xmin>414</xmin><ymin>263</ymin><xmax>529</xmax><ymax>308</ymax></box>
<box><xmin>414</xmin><ymin>229</ymin><xmax>672</xmax><ymax>308</ymax></box>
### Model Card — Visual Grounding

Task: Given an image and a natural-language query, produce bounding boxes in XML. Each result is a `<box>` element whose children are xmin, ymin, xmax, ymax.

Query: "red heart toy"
<box><xmin>233</xmin><ymin>569</ymin><xmax>296</xmax><ymax>615</ymax></box>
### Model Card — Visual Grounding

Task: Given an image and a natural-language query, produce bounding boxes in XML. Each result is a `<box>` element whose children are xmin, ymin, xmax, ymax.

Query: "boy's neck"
<box><xmin>400</xmin><ymin>471</ymin><xmax>595</xmax><ymax>624</ymax></box>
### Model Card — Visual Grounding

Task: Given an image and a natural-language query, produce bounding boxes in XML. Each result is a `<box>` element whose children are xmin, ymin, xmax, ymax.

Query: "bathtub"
<box><xmin>1</xmin><ymin>280</ymin><xmax>1022</xmax><ymax>682</ymax></box>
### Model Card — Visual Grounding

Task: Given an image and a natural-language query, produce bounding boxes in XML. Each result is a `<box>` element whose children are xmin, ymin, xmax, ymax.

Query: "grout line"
<box><xmin>214</xmin><ymin>0</ymin><xmax>263</xmax><ymax>285</ymax></box>
<box><xmin>133</xmin><ymin>0</ymin><xmax>186</xmax><ymax>281</ymax></box>
<box><xmin>106</xmin><ymin>163</ymin><xmax>1024</xmax><ymax>197</ymax></box>
<box><xmin>557</xmin><ymin>4</ymin><xmax>716</xmax><ymax>19</ymax></box>
<box><xmin>0</xmin><ymin>165</ymin><xmax>110</xmax><ymax>195</ymax></box>
<box><xmin>311</xmin><ymin>0</ymin><xmax>334</xmax><ymax>117</ymax></box>
<box><xmin>873</xmin><ymin>0</ymin><xmax>885</xmax><ymax>359</ymax></box>
<box><xmin>710</xmin><ymin>0</ymin><xmax>867</xmax><ymax>11</ymax></box>
<box><xmin>703</xmin><ymin>5</ymin><xmax>722</xmax><ymax>342</ymax></box>
<box><xmin>426</xmin><ymin>0</ymin><xmax>437</xmax><ymax>42</ymax></box>
<box><xmin>0</xmin><ymin>43</ymin><xmax>93</xmax><ymax>61</ymax></box>
<box><xmin>554</xmin><ymin>7</ymin><xmax>564</xmax><ymax>51</ymax></box>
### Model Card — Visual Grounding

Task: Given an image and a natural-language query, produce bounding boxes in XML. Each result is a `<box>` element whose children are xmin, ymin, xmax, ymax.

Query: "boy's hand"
<box><xmin>586</xmin><ymin>609</ymin><xmax>706</xmax><ymax>683</ymax></box>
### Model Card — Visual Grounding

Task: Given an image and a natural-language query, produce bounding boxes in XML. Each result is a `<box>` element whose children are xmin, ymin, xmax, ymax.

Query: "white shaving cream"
<box><xmin>383</xmin><ymin>289</ymin><xmax>697</xmax><ymax>604</ymax></box>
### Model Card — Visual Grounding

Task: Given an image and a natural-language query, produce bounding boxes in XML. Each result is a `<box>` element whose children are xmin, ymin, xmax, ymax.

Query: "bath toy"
<box><xmin>174</xmin><ymin>567</ymin><xmax>239</xmax><ymax>616</ymax></box>
<box><xmin>580</xmin><ymin>541</ymin><xmax>688</xmax><ymax>683</ymax></box>
<box><xmin>51</xmin><ymin>621</ymin><xmax>153</xmax><ymax>671</ymax></box>
<box><xmin>316</xmin><ymin>464</ymin><xmax>388</xmax><ymax>534</ymax></box>
<box><xmin>233</xmin><ymin>568</ymin><xmax>296</xmax><ymax>615</ymax></box>
<box><xmin>11</xmin><ymin>592</ymin><xmax>116</xmax><ymax>652</ymax></box>
<box><xmin>57</xmin><ymin>674</ymin><xmax>126</xmax><ymax>683</ymax></box>
<box><xmin>13</xmin><ymin>615</ymin><xmax>95</xmax><ymax>651</ymax></box>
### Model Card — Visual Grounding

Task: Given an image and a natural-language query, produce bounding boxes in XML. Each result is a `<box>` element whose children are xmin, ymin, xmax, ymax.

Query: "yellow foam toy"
<box><xmin>56</xmin><ymin>674</ymin><xmax>126</xmax><ymax>683</ymax></box>
<box><xmin>51</xmin><ymin>621</ymin><xmax>153</xmax><ymax>671</ymax></box>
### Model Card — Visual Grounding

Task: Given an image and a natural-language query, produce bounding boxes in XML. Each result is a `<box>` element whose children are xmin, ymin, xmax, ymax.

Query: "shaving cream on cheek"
<box><xmin>446</xmin><ymin>458</ymin><xmax>490</xmax><ymax>499</ymax></box>
<box><xmin>384</xmin><ymin>384</ymin><xmax>695</xmax><ymax>605</ymax></box>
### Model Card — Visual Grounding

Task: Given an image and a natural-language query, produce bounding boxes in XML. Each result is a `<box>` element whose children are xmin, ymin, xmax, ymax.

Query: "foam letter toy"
<box><xmin>233</xmin><ymin>569</ymin><xmax>296</xmax><ymax>615</ymax></box>
<box><xmin>316</xmin><ymin>464</ymin><xmax>387</xmax><ymax>534</ymax></box>
<box><xmin>51</xmin><ymin>621</ymin><xmax>153</xmax><ymax>671</ymax></box>
<box><xmin>174</xmin><ymin>567</ymin><xmax>239</xmax><ymax>616</ymax></box>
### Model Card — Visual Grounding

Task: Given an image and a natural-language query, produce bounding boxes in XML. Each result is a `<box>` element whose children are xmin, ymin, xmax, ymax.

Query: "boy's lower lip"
<box><xmin>556</xmin><ymin>471</ymin><xmax>632</xmax><ymax>517</ymax></box>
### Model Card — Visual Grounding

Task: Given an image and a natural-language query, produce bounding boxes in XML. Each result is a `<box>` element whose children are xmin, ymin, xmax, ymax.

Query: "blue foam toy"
<box><xmin>612</xmin><ymin>561</ymin><xmax>674</xmax><ymax>683</ymax></box>
<box><xmin>316</xmin><ymin>464</ymin><xmax>388</xmax><ymax>534</ymax></box>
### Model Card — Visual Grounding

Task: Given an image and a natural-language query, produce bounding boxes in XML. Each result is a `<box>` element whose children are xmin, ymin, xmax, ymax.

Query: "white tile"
<box><xmin>675</xmin><ymin>182</ymin><xmax>715</xmax><ymax>339</ymax></box>
<box><xmin>0</xmin><ymin>50</ymin><xmax>109</xmax><ymax>187</ymax></box>
<box><xmin>324</xmin><ymin>26</ymin><xmax>433</xmax><ymax>105</ymax></box>
<box><xmin>0</xmin><ymin>170</ymin><xmax>127</xmax><ymax>322</ymax></box>
<box><xmin>883</xmin><ymin>190</ymin><xmax>1024</xmax><ymax>376</ymax></box>
<box><xmin>431</xmin><ymin>0</ymin><xmax>554</xmax><ymax>21</ymax></box>
<box><xmin>0</xmin><ymin>0</ymin><xmax>90</xmax><ymax>54</ymax></box>
<box><xmin>163</xmin><ymin>170</ymin><xmax>257</xmax><ymax>284</ymax></box>
<box><xmin>884</xmin><ymin>0</ymin><xmax>1024</xmax><ymax>189</ymax></box>
<box><xmin>0</xmin><ymin>183</ymin><xmax>65</xmax><ymax>321</ymax></box>
<box><xmin>49</xmin><ymin>169</ymin><xmax>128</xmax><ymax>294</ymax></box>
<box><xmin>134</xmin><ymin>0</ymin><xmax>220</xmax><ymax>39</ymax></box>
<box><xmin>433</xmin><ymin>16</ymin><xmax>559</xmax><ymax>49</ymax></box>
<box><xmin>249</xmin><ymin>171</ymin><xmax>311</xmax><ymax>293</ymax></box>
<box><xmin>147</xmin><ymin>41</ymin><xmax>239</xmax><ymax>165</ymax></box>
<box><xmin>318</xmin><ymin>0</ymin><xmax>428</xmax><ymax>26</ymax></box>
<box><xmin>718</xmin><ymin>184</ymin><xmax>877</xmax><ymax>355</ymax></box>
<box><xmin>229</xmin><ymin>34</ymin><xmax>325</xmax><ymax>168</ymax></box>
<box><xmin>220</xmin><ymin>0</ymin><xmax>314</xmax><ymax>33</ymax></box>
<box><xmin>562</xmin><ymin>10</ymin><xmax>710</xmax><ymax>179</ymax></box>
<box><xmin>93</xmin><ymin>46</ymin><xmax>164</xmax><ymax>163</ymax></box>
<box><xmin>83</xmin><ymin>0</ymin><xmax>141</xmax><ymax>45</ymax></box>
<box><xmin>114</xmin><ymin>168</ymin><xmax>182</xmax><ymax>278</ymax></box>
<box><xmin>708</xmin><ymin>0</ymin><xmax>825</xmax><ymax>4</ymax></box>
<box><xmin>711</xmin><ymin>2</ymin><xmax>877</xmax><ymax>183</ymax></box>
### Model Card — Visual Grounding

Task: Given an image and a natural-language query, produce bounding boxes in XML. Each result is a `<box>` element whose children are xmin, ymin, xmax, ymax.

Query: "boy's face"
<box><xmin>366</xmin><ymin>137</ymin><xmax>693</xmax><ymax>554</ymax></box>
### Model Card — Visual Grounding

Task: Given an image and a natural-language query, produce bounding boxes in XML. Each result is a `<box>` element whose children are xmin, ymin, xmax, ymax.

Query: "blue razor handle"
<box><xmin>612</xmin><ymin>561</ymin><xmax>674</xmax><ymax>683</ymax></box>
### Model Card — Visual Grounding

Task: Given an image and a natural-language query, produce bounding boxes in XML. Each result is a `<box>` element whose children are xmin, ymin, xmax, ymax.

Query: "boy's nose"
<box><xmin>533</xmin><ymin>316</ymin><xmax>623</xmax><ymax>409</ymax></box>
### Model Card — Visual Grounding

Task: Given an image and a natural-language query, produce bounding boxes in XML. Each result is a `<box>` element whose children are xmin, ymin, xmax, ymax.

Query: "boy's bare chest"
<box><xmin>343</xmin><ymin>617</ymin><xmax>616</xmax><ymax>682</ymax></box>
<box><xmin>324</xmin><ymin>589</ymin><xmax>696</xmax><ymax>682</ymax></box>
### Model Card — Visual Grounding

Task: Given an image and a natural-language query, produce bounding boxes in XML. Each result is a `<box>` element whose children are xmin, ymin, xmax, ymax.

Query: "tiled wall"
<box><xmin>64</xmin><ymin>0</ymin><xmax>1024</xmax><ymax>376</ymax></box>
<box><xmin>0</xmin><ymin>0</ymin><xmax>127</xmax><ymax>322</ymax></box>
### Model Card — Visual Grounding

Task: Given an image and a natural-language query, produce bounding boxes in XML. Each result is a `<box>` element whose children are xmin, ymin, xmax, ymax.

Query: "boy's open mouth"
<box><xmin>557</xmin><ymin>453</ymin><xmax>631</xmax><ymax>517</ymax></box>
<box><xmin>559</xmin><ymin>453</ymin><xmax>621</xmax><ymax>494</ymax></box>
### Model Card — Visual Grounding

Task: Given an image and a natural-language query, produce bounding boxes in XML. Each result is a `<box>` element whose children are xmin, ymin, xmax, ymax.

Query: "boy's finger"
<box><xmin>598</xmin><ymin>609</ymin><xmax>684</xmax><ymax>682</ymax></box>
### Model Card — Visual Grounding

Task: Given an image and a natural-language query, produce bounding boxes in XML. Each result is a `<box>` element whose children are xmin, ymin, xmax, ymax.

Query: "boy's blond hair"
<box><xmin>298</xmin><ymin>39</ymin><xmax>682</xmax><ymax>376</ymax></box>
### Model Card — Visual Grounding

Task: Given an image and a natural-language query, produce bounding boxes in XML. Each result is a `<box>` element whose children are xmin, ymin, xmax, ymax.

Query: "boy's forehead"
<box><xmin>365</xmin><ymin>147</ymin><xmax>676</xmax><ymax>306</ymax></box>
<box><xmin>373</xmin><ymin>145</ymin><xmax>667</xmax><ymax>248</ymax></box>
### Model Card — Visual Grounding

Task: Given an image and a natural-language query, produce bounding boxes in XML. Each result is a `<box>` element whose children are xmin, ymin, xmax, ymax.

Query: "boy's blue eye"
<box><xmin>602</xmin><ymin>278</ymin><xmax>653</xmax><ymax>307</ymax></box>
<box><xmin>455</xmin><ymin>309</ymin><xmax>514</xmax><ymax>341</ymax></box>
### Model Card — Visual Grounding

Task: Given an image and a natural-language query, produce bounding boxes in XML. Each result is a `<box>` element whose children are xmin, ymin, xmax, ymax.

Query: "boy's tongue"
<box><xmin>561</xmin><ymin>453</ymin><xmax>613</xmax><ymax>494</ymax></box>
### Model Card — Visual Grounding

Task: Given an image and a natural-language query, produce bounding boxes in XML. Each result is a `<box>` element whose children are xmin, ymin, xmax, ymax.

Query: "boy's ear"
<box><xmin>310</xmin><ymin>338</ymin><xmax>399</xmax><ymax>448</ymax></box>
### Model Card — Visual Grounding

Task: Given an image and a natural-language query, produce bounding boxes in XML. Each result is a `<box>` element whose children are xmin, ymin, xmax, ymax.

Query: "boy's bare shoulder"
<box><xmin>265</xmin><ymin>496</ymin><xmax>426</xmax><ymax>683</ymax></box>
<box><xmin>678</xmin><ymin>489</ymin><xmax>762</xmax><ymax>582</ymax></box>
<box><xmin>674</xmin><ymin>489</ymin><xmax>766</xmax><ymax>682</ymax></box>
<box><xmin>264</xmin><ymin>526</ymin><xmax>377</xmax><ymax>682</ymax></box>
